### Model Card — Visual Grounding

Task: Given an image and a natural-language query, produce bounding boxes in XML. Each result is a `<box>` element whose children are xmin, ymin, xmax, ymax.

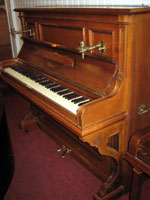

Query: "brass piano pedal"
<box><xmin>55</xmin><ymin>145</ymin><xmax>66</xmax><ymax>152</ymax></box>
<box><xmin>61</xmin><ymin>148</ymin><xmax>72</xmax><ymax>159</ymax></box>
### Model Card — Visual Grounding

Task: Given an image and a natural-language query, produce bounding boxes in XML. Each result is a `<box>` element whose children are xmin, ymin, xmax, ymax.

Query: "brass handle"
<box><xmin>138</xmin><ymin>104</ymin><xmax>150</xmax><ymax>115</ymax></box>
<box><xmin>76</xmin><ymin>41</ymin><xmax>86</xmax><ymax>59</ymax></box>
<box><xmin>23</xmin><ymin>29</ymin><xmax>36</xmax><ymax>39</ymax></box>
<box><xmin>76</xmin><ymin>40</ymin><xmax>106</xmax><ymax>59</ymax></box>
<box><xmin>10</xmin><ymin>28</ymin><xmax>35</xmax><ymax>39</ymax></box>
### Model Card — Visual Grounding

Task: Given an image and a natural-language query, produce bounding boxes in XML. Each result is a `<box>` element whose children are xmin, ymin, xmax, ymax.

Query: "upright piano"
<box><xmin>1</xmin><ymin>6</ymin><xmax>150</xmax><ymax>200</ymax></box>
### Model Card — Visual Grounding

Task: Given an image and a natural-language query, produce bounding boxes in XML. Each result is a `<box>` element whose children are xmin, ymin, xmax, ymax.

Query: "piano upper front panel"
<box><xmin>88</xmin><ymin>22</ymin><xmax>119</xmax><ymax>59</ymax></box>
<box><xmin>39</xmin><ymin>24</ymin><xmax>85</xmax><ymax>49</ymax></box>
<box><xmin>18</xmin><ymin>9</ymin><xmax>125</xmax><ymax>63</ymax></box>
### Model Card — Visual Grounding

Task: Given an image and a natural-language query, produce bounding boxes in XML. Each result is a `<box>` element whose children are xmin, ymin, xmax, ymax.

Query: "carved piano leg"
<box><xmin>18</xmin><ymin>103</ymin><xmax>38</xmax><ymax>132</ymax></box>
<box><xmin>81</xmin><ymin>122</ymin><xmax>125</xmax><ymax>200</ymax></box>
<box><xmin>93</xmin><ymin>159</ymin><xmax>123</xmax><ymax>200</ymax></box>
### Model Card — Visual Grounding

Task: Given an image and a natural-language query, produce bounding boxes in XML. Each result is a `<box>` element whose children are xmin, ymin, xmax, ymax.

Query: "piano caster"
<box><xmin>55</xmin><ymin>145</ymin><xmax>72</xmax><ymax>158</ymax></box>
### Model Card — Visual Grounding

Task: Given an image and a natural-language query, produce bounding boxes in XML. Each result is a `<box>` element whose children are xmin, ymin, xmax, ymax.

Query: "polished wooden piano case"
<box><xmin>1</xmin><ymin>6</ymin><xmax>150</xmax><ymax>200</ymax></box>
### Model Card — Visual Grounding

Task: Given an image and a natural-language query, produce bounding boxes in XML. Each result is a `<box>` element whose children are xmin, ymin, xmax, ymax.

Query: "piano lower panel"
<box><xmin>34</xmin><ymin>105</ymin><xmax>112</xmax><ymax>180</ymax></box>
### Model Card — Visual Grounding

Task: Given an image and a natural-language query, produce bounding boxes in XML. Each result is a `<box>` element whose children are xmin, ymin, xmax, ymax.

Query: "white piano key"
<box><xmin>4</xmin><ymin>67</ymin><xmax>89</xmax><ymax>115</ymax></box>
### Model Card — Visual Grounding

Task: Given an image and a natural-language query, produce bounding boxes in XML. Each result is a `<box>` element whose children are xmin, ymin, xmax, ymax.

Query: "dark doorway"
<box><xmin>0</xmin><ymin>8</ymin><xmax>12</xmax><ymax>61</ymax></box>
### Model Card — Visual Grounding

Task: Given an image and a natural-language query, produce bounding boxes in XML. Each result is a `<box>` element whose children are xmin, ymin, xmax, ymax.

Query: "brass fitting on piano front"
<box><xmin>77</xmin><ymin>40</ymin><xmax>106</xmax><ymax>59</ymax></box>
<box><xmin>22</xmin><ymin>29</ymin><xmax>36</xmax><ymax>39</ymax></box>
<box><xmin>138</xmin><ymin>104</ymin><xmax>150</xmax><ymax>115</ymax></box>
<box><xmin>10</xmin><ymin>28</ymin><xmax>35</xmax><ymax>39</ymax></box>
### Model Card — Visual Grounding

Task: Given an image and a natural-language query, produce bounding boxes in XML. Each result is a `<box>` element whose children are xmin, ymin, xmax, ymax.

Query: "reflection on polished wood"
<box><xmin>1</xmin><ymin>7</ymin><xmax>150</xmax><ymax>200</ymax></box>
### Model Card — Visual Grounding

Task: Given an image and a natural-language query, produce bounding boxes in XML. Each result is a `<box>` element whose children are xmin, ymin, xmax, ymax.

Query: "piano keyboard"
<box><xmin>4</xmin><ymin>66</ymin><xmax>90</xmax><ymax>114</ymax></box>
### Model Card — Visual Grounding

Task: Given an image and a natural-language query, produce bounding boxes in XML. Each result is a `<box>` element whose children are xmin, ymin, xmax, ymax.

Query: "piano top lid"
<box><xmin>14</xmin><ymin>5</ymin><xmax>150</xmax><ymax>15</ymax></box>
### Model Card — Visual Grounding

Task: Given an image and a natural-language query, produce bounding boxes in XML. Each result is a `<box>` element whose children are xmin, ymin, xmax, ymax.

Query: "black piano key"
<box><xmin>27</xmin><ymin>71</ymin><xmax>36</xmax><ymax>75</ymax></box>
<box><xmin>25</xmin><ymin>72</ymin><xmax>34</xmax><ymax>77</ymax></box>
<box><xmin>57</xmin><ymin>89</ymin><xmax>71</xmax><ymax>95</ymax></box>
<box><xmin>78</xmin><ymin>100</ymin><xmax>90</xmax><ymax>106</ymax></box>
<box><xmin>12</xmin><ymin>66</ymin><xmax>21</xmax><ymax>70</ymax></box>
<box><xmin>12</xmin><ymin>67</ymin><xmax>18</xmax><ymax>71</ymax></box>
<box><xmin>18</xmin><ymin>68</ymin><xmax>28</xmax><ymax>72</ymax></box>
<box><xmin>14</xmin><ymin>68</ymin><xmax>31</xmax><ymax>77</ymax></box>
<box><xmin>40</xmin><ymin>80</ymin><xmax>53</xmax><ymax>86</ymax></box>
<box><xmin>12</xmin><ymin>67</ymin><xmax>53</xmax><ymax>85</ymax></box>
<box><xmin>63</xmin><ymin>93</ymin><xmax>80</xmax><ymax>100</ymax></box>
<box><xmin>35</xmin><ymin>78</ymin><xmax>47</xmax><ymax>83</ymax></box>
<box><xmin>72</xmin><ymin>97</ymin><xmax>87</xmax><ymax>104</ymax></box>
<box><xmin>45</xmin><ymin>83</ymin><xmax>56</xmax><ymax>88</ymax></box>
<box><xmin>39</xmin><ymin>79</ymin><xmax>49</xmax><ymax>84</ymax></box>
<box><xmin>51</xmin><ymin>86</ymin><xmax>66</xmax><ymax>92</ymax></box>
<box><xmin>46</xmin><ymin>83</ymin><xmax>59</xmax><ymax>89</ymax></box>
<box><xmin>12</xmin><ymin>66</ymin><xmax>18</xmax><ymax>70</ymax></box>
<box><xmin>13</xmin><ymin>67</ymin><xmax>25</xmax><ymax>73</ymax></box>
<box><xmin>30</xmin><ymin>75</ymin><xmax>40</xmax><ymax>80</ymax></box>
<box><xmin>30</xmin><ymin>75</ymin><xmax>43</xmax><ymax>80</ymax></box>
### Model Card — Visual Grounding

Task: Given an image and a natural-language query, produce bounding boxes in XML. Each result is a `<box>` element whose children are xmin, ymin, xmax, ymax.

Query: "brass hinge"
<box><xmin>138</xmin><ymin>104</ymin><xmax>150</xmax><ymax>115</ymax></box>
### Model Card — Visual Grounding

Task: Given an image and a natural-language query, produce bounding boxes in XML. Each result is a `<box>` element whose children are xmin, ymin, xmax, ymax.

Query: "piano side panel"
<box><xmin>128</xmin><ymin>13</ymin><xmax>150</xmax><ymax>136</ymax></box>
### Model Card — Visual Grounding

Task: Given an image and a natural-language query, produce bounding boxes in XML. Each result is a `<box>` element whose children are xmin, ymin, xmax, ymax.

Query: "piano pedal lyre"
<box><xmin>55</xmin><ymin>145</ymin><xmax>72</xmax><ymax>158</ymax></box>
<box><xmin>18</xmin><ymin>104</ymin><xmax>38</xmax><ymax>132</ymax></box>
<box><xmin>61</xmin><ymin>148</ymin><xmax>72</xmax><ymax>159</ymax></box>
